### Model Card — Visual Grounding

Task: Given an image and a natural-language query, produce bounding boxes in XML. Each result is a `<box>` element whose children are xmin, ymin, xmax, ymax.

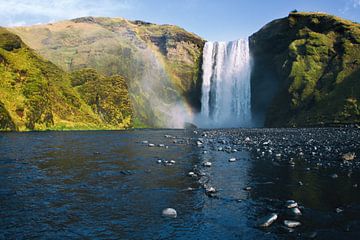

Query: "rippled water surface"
<box><xmin>0</xmin><ymin>129</ymin><xmax>359</xmax><ymax>239</ymax></box>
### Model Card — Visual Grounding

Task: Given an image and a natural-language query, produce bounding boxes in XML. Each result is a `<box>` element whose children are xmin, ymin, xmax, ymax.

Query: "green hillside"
<box><xmin>10</xmin><ymin>17</ymin><xmax>205</xmax><ymax>127</ymax></box>
<box><xmin>0</xmin><ymin>28</ymin><xmax>132</xmax><ymax>131</ymax></box>
<box><xmin>250</xmin><ymin>12</ymin><xmax>360</xmax><ymax>127</ymax></box>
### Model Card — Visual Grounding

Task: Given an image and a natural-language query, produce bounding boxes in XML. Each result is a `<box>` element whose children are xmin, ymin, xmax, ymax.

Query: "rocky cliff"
<box><xmin>10</xmin><ymin>17</ymin><xmax>205</xmax><ymax>127</ymax></box>
<box><xmin>0</xmin><ymin>28</ymin><xmax>132</xmax><ymax>131</ymax></box>
<box><xmin>250</xmin><ymin>12</ymin><xmax>360</xmax><ymax>127</ymax></box>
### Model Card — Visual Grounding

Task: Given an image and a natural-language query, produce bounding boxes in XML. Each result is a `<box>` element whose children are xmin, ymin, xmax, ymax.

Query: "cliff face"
<box><xmin>0</xmin><ymin>28</ymin><xmax>132</xmax><ymax>131</ymax></box>
<box><xmin>250</xmin><ymin>12</ymin><xmax>360</xmax><ymax>127</ymax></box>
<box><xmin>10</xmin><ymin>17</ymin><xmax>205</xmax><ymax>127</ymax></box>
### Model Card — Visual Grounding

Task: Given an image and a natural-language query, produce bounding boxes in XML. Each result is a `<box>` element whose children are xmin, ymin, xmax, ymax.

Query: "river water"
<box><xmin>1</xmin><ymin>128</ymin><xmax>359</xmax><ymax>239</ymax></box>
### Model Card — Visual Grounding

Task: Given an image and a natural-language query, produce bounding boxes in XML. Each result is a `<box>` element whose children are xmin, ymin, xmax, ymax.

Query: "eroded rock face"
<box><xmin>250</xmin><ymin>12</ymin><xmax>360</xmax><ymax>127</ymax></box>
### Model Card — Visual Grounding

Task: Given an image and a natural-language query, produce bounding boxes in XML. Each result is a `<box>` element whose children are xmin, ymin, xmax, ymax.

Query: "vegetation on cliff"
<box><xmin>250</xmin><ymin>12</ymin><xmax>360</xmax><ymax>127</ymax></box>
<box><xmin>0</xmin><ymin>28</ymin><xmax>132</xmax><ymax>131</ymax></box>
<box><xmin>10</xmin><ymin>17</ymin><xmax>205</xmax><ymax>126</ymax></box>
<box><xmin>70</xmin><ymin>68</ymin><xmax>132</xmax><ymax>127</ymax></box>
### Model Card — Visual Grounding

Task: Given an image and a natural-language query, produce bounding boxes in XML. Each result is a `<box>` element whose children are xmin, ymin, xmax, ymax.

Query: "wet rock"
<box><xmin>280</xmin><ymin>226</ymin><xmax>295</xmax><ymax>233</ymax></box>
<box><xmin>93</xmin><ymin>151</ymin><xmax>101</xmax><ymax>155</ymax></box>
<box><xmin>196</xmin><ymin>141</ymin><xmax>203</xmax><ymax>146</ymax></box>
<box><xmin>285</xmin><ymin>200</ymin><xmax>298</xmax><ymax>209</ymax></box>
<box><xmin>289</xmin><ymin>207</ymin><xmax>302</xmax><ymax>216</ymax></box>
<box><xmin>335</xmin><ymin>207</ymin><xmax>343</xmax><ymax>213</ymax></box>
<box><xmin>258</xmin><ymin>213</ymin><xmax>278</xmax><ymax>227</ymax></box>
<box><xmin>188</xmin><ymin>172</ymin><xmax>196</xmax><ymax>177</ymax></box>
<box><xmin>141</xmin><ymin>140</ymin><xmax>149</xmax><ymax>144</ymax></box>
<box><xmin>169</xmin><ymin>160</ymin><xmax>176</xmax><ymax>164</ymax></box>
<box><xmin>330</xmin><ymin>173</ymin><xmax>338</xmax><ymax>179</ymax></box>
<box><xmin>203</xmin><ymin>162</ymin><xmax>212</xmax><ymax>167</ymax></box>
<box><xmin>205</xmin><ymin>186</ymin><xmax>216</xmax><ymax>194</ymax></box>
<box><xmin>229</xmin><ymin>158</ymin><xmax>236</xmax><ymax>162</ymax></box>
<box><xmin>342</xmin><ymin>152</ymin><xmax>356</xmax><ymax>161</ymax></box>
<box><xmin>158</xmin><ymin>144</ymin><xmax>165</xmax><ymax>147</ymax></box>
<box><xmin>245</xmin><ymin>137</ymin><xmax>251</xmax><ymax>142</ymax></box>
<box><xmin>289</xmin><ymin>160</ymin><xmax>296</xmax><ymax>167</ymax></box>
<box><xmin>244</xmin><ymin>186</ymin><xmax>252</xmax><ymax>191</ymax></box>
<box><xmin>162</xmin><ymin>208</ymin><xmax>177</xmax><ymax>218</ymax></box>
<box><xmin>283</xmin><ymin>220</ymin><xmax>301</xmax><ymax>228</ymax></box>
<box><xmin>157</xmin><ymin>159</ymin><xmax>162</xmax><ymax>164</ymax></box>
<box><xmin>148</xmin><ymin>143</ymin><xmax>155</xmax><ymax>147</ymax></box>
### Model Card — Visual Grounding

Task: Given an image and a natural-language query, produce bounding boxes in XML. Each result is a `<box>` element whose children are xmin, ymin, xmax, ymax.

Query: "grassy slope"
<box><xmin>250</xmin><ymin>12</ymin><xmax>360</xmax><ymax>127</ymax></box>
<box><xmin>10</xmin><ymin>17</ymin><xmax>205</xmax><ymax>126</ymax></box>
<box><xmin>0</xmin><ymin>28</ymin><xmax>132</xmax><ymax>131</ymax></box>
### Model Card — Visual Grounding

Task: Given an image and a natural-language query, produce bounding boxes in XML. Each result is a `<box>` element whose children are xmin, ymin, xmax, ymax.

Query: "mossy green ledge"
<box><xmin>250</xmin><ymin>12</ymin><xmax>360</xmax><ymax>127</ymax></box>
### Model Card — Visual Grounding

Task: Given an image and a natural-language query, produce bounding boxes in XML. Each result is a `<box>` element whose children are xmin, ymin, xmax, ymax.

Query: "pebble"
<box><xmin>162</xmin><ymin>208</ymin><xmax>177</xmax><ymax>218</ymax></box>
<box><xmin>148</xmin><ymin>143</ymin><xmax>155</xmax><ymax>147</ymax></box>
<box><xmin>258</xmin><ymin>213</ymin><xmax>278</xmax><ymax>227</ymax></box>
<box><xmin>331</xmin><ymin>173</ymin><xmax>338</xmax><ymax>179</ymax></box>
<box><xmin>188</xmin><ymin>172</ymin><xmax>196</xmax><ymax>177</ymax></box>
<box><xmin>229</xmin><ymin>158</ymin><xmax>236</xmax><ymax>162</ymax></box>
<box><xmin>169</xmin><ymin>160</ymin><xmax>176</xmax><ymax>164</ymax></box>
<box><xmin>157</xmin><ymin>159</ymin><xmax>162</xmax><ymax>164</ymax></box>
<box><xmin>342</xmin><ymin>152</ymin><xmax>356</xmax><ymax>161</ymax></box>
<box><xmin>283</xmin><ymin>220</ymin><xmax>301</xmax><ymax>228</ymax></box>
<box><xmin>158</xmin><ymin>144</ymin><xmax>165</xmax><ymax>147</ymax></box>
<box><xmin>285</xmin><ymin>200</ymin><xmax>298</xmax><ymax>209</ymax></box>
<box><xmin>335</xmin><ymin>207</ymin><xmax>343</xmax><ymax>213</ymax></box>
<box><xmin>205</xmin><ymin>186</ymin><xmax>216</xmax><ymax>194</ymax></box>
<box><xmin>141</xmin><ymin>140</ymin><xmax>149</xmax><ymax>144</ymax></box>
<box><xmin>244</xmin><ymin>186</ymin><xmax>252</xmax><ymax>191</ymax></box>
<box><xmin>290</xmin><ymin>207</ymin><xmax>302</xmax><ymax>216</ymax></box>
<box><xmin>203</xmin><ymin>162</ymin><xmax>212</xmax><ymax>167</ymax></box>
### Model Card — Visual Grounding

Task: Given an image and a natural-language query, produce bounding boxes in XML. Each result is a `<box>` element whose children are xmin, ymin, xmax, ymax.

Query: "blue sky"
<box><xmin>0</xmin><ymin>0</ymin><xmax>359</xmax><ymax>41</ymax></box>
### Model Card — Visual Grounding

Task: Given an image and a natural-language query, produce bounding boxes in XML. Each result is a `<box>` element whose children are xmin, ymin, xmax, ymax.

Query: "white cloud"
<box><xmin>353</xmin><ymin>0</ymin><xmax>360</xmax><ymax>7</ymax></box>
<box><xmin>0</xmin><ymin>0</ymin><xmax>134</xmax><ymax>26</ymax></box>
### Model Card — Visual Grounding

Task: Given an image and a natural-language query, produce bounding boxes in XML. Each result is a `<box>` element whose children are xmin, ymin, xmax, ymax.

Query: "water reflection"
<box><xmin>1</xmin><ymin>129</ymin><xmax>359</xmax><ymax>239</ymax></box>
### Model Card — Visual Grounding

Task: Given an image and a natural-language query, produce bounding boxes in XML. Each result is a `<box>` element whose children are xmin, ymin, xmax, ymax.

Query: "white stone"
<box><xmin>162</xmin><ymin>208</ymin><xmax>177</xmax><ymax>218</ymax></box>
<box><xmin>203</xmin><ymin>162</ymin><xmax>212</xmax><ymax>167</ymax></box>
<box><xmin>284</xmin><ymin>220</ymin><xmax>301</xmax><ymax>228</ymax></box>
<box><xmin>259</xmin><ymin>213</ymin><xmax>278</xmax><ymax>227</ymax></box>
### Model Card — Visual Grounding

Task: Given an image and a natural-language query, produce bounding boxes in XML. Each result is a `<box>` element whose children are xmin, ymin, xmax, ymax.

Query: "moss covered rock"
<box><xmin>250</xmin><ymin>12</ymin><xmax>360</xmax><ymax>127</ymax></box>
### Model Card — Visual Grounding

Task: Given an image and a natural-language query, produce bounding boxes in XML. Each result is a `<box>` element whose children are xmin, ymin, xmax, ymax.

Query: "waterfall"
<box><xmin>199</xmin><ymin>39</ymin><xmax>252</xmax><ymax>128</ymax></box>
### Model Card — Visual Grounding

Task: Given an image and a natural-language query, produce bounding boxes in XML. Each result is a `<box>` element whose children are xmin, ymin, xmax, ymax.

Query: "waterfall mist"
<box><xmin>134</xmin><ymin>48</ymin><xmax>192</xmax><ymax>128</ymax></box>
<box><xmin>196</xmin><ymin>39</ymin><xmax>252</xmax><ymax>128</ymax></box>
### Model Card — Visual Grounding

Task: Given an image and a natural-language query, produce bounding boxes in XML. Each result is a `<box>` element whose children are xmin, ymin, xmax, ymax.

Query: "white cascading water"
<box><xmin>199</xmin><ymin>39</ymin><xmax>252</xmax><ymax>127</ymax></box>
